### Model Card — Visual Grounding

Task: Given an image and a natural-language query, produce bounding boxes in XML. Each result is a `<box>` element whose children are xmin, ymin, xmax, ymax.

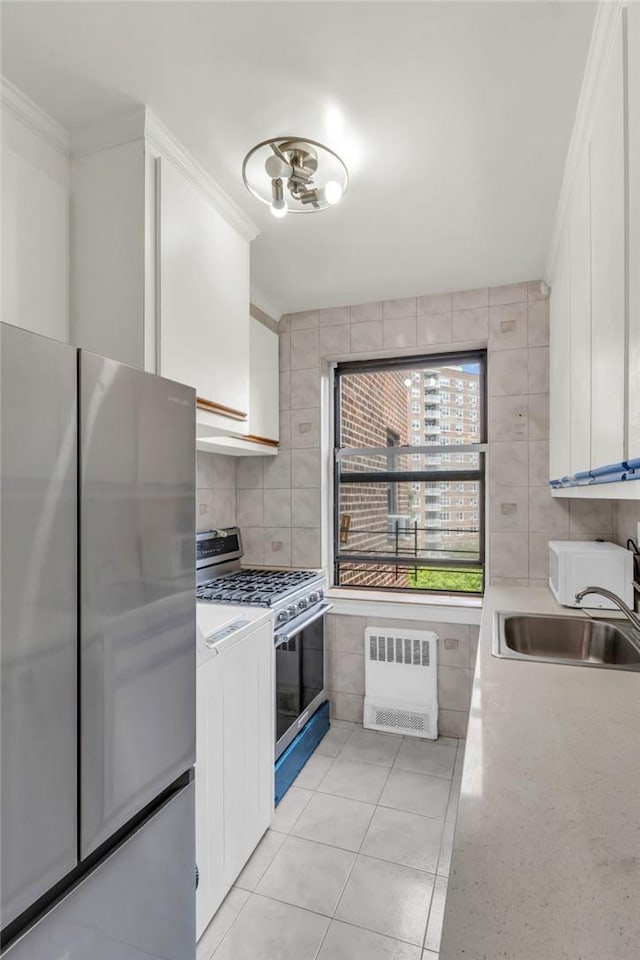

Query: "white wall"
<box><xmin>1</xmin><ymin>79</ymin><xmax>70</xmax><ymax>342</ymax></box>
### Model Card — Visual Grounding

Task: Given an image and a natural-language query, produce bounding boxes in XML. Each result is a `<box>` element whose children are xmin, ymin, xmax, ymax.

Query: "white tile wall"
<box><xmin>233</xmin><ymin>279</ymin><xmax>623</xmax><ymax>724</ymax></box>
<box><xmin>196</xmin><ymin>451</ymin><xmax>237</xmax><ymax>532</ymax></box>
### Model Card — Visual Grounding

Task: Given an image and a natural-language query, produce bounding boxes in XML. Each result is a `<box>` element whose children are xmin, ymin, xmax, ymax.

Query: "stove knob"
<box><xmin>317</xmin><ymin>588</ymin><xmax>324</xmax><ymax>600</ymax></box>
<box><xmin>308</xmin><ymin>592</ymin><xmax>318</xmax><ymax>605</ymax></box>
<box><xmin>287</xmin><ymin>605</ymin><xmax>297</xmax><ymax>620</ymax></box>
<box><xmin>298</xmin><ymin>598</ymin><xmax>308</xmax><ymax>612</ymax></box>
<box><xmin>277</xmin><ymin>610</ymin><xmax>289</xmax><ymax>623</ymax></box>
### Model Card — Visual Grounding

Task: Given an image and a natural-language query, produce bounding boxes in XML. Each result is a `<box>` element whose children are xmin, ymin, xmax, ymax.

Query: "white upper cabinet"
<box><xmin>547</xmin><ymin>2</ymin><xmax>639</xmax><ymax>497</ymax></box>
<box><xmin>248</xmin><ymin>316</ymin><xmax>279</xmax><ymax>444</ymax></box>
<box><xmin>70</xmin><ymin>109</ymin><xmax>258</xmax><ymax>437</ymax></box>
<box><xmin>158</xmin><ymin>156</ymin><xmax>250</xmax><ymax>423</ymax></box>
<box><xmin>628</xmin><ymin>1</ymin><xmax>640</xmax><ymax>459</ymax></box>
<box><xmin>589</xmin><ymin>20</ymin><xmax>625</xmax><ymax>469</ymax></box>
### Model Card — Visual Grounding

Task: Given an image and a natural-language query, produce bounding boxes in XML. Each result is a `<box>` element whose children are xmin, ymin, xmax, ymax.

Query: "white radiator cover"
<box><xmin>363</xmin><ymin>627</ymin><xmax>438</xmax><ymax>739</ymax></box>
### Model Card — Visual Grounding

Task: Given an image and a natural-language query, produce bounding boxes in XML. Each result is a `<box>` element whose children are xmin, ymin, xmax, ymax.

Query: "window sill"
<box><xmin>326</xmin><ymin>587</ymin><xmax>483</xmax><ymax>624</ymax></box>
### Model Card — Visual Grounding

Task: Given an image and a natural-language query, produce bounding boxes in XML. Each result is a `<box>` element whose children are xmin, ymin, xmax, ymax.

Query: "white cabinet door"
<box><xmin>589</xmin><ymin>19</ymin><xmax>625</xmax><ymax>468</ymax></box>
<box><xmin>549</xmin><ymin>225</ymin><xmax>571</xmax><ymax>481</ymax></box>
<box><xmin>195</xmin><ymin>623</ymin><xmax>274</xmax><ymax>941</ymax></box>
<box><xmin>249</xmin><ymin>317</ymin><xmax>279</xmax><ymax>443</ymax></box>
<box><xmin>159</xmin><ymin>157</ymin><xmax>250</xmax><ymax>419</ymax></box>
<box><xmin>568</xmin><ymin>148</ymin><xmax>591</xmax><ymax>475</ymax></box>
<box><xmin>195</xmin><ymin>655</ymin><xmax>224</xmax><ymax>940</ymax></box>
<box><xmin>627</xmin><ymin>2</ymin><xmax>640</xmax><ymax>460</ymax></box>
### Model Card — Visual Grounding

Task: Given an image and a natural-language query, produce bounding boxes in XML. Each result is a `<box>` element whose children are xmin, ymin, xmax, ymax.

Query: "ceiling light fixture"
<box><xmin>242</xmin><ymin>137</ymin><xmax>349</xmax><ymax>219</ymax></box>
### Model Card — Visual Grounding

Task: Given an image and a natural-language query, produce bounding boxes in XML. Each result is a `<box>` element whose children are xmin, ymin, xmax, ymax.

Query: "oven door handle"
<box><xmin>275</xmin><ymin>602</ymin><xmax>334</xmax><ymax>646</ymax></box>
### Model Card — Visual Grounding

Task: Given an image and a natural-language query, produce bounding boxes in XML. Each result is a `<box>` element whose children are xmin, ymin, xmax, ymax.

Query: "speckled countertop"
<box><xmin>439</xmin><ymin>586</ymin><xmax>640</xmax><ymax>960</ymax></box>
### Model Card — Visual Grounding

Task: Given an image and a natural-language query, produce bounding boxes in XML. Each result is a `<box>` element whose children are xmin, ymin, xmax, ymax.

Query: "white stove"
<box><xmin>195</xmin><ymin>527</ymin><xmax>331</xmax><ymax>760</ymax></box>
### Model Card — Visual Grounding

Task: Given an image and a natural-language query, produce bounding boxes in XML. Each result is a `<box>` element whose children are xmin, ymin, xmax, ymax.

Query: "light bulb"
<box><xmin>322</xmin><ymin>179</ymin><xmax>343</xmax><ymax>205</ymax></box>
<box><xmin>265</xmin><ymin>154</ymin><xmax>293</xmax><ymax>179</ymax></box>
<box><xmin>270</xmin><ymin>177</ymin><xmax>287</xmax><ymax>218</ymax></box>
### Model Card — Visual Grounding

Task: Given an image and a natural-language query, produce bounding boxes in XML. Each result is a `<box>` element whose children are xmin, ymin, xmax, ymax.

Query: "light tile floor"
<box><xmin>197</xmin><ymin>721</ymin><xmax>463</xmax><ymax>960</ymax></box>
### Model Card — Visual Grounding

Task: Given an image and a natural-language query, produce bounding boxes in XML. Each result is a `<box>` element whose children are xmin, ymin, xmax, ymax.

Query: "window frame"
<box><xmin>333</xmin><ymin>349</ymin><xmax>487</xmax><ymax>595</ymax></box>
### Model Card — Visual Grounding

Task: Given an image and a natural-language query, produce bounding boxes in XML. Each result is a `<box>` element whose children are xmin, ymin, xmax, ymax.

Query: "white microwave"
<box><xmin>548</xmin><ymin>540</ymin><xmax>634</xmax><ymax>609</ymax></box>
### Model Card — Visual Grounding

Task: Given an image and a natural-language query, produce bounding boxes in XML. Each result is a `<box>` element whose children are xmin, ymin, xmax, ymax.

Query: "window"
<box><xmin>411</xmin><ymin>388</ymin><xmax>420</xmax><ymax>398</ymax></box>
<box><xmin>441</xmin><ymin>406</ymin><xmax>451</xmax><ymax>416</ymax></box>
<box><xmin>441</xmin><ymin>392</ymin><xmax>450</xmax><ymax>401</ymax></box>
<box><xmin>440</xmin><ymin>377</ymin><xmax>450</xmax><ymax>386</ymax></box>
<box><xmin>455</xmin><ymin>379</ymin><xmax>464</xmax><ymax>389</ymax></box>
<box><xmin>412</xmin><ymin>402</ymin><xmax>420</xmax><ymax>413</ymax></box>
<box><xmin>334</xmin><ymin>351</ymin><xmax>486</xmax><ymax>595</ymax></box>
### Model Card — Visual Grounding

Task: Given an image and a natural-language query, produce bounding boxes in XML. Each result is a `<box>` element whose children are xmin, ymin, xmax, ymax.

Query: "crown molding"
<box><xmin>144</xmin><ymin>109</ymin><xmax>258</xmax><ymax>243</ymax></box>
<box><xmin>545</xmin><ymin>0</ymin><xmax>624</xmax><ymax>280</ymax></box>
<box><xmin>1</xmin><ymin>76</ymin><xmax>69</xmax><ymax>155</ymax></box>
<box><xmin>70</xmin><ymin>106</ymin><xmax>259</xmax><ymax>243</ymax></box>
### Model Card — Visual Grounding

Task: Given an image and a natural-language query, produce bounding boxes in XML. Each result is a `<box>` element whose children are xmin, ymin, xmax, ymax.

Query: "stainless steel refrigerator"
<box><xmin>0</xmin><ymin>322</ymin><xmax>197</xmax><ymax>958</ymax></box>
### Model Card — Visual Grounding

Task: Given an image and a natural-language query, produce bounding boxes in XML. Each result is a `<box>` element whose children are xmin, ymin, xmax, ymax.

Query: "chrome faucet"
<box><xmin>575</xmin><ymin>586</ymin><xmax>640</xmax><ymax>634</ymax></box>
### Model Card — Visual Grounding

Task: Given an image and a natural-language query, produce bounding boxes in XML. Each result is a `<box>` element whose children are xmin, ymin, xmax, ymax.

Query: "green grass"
<box><xmin>408</xmin><ymin>568</ymin><xmax>484</xmax><ymax>594</ymax></box>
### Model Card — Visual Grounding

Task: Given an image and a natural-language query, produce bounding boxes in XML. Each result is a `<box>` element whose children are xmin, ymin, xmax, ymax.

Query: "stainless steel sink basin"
<box><xmin>493</xmin><ymin>612</ymin><xmax>640</xmax><ymax>670</ymax></box>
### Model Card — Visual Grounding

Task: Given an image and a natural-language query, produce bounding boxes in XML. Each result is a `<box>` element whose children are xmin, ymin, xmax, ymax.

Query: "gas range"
<box><xmin>196</xmin><ymin>528</ymin><xmax>326</xmax><ymax>625</ymax></box>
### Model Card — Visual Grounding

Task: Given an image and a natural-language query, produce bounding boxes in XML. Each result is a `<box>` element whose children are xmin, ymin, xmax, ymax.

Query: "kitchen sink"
<box><xmin>493</xmin><ymin>612</ymin><xmax>640</xmax><ymax>670</ymax></box>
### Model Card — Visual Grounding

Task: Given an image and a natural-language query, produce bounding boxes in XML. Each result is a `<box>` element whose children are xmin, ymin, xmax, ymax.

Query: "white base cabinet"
<box><xmin>195</xmin><ymin>620</ymin><xmax>274</xmax><ymax>940</ymax></box>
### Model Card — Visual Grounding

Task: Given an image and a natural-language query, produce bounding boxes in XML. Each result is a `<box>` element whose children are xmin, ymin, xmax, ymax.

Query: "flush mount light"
<box><xmin>242</xmin><ymin>137</ymin><xmax>349</xmax><ymax>219</ymax></box>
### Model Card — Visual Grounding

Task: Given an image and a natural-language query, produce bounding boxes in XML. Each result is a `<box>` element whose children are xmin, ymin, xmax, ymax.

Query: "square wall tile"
<box><xmin>488</xmin><ymin>302</ymin><xmax>527</xmax><ymax>350</ymax></box>
<box><xmin>528</xmin><ymin>299</ymin><xmax>550</xmax><ymax>346</ymax></box>
<box><xmin>350</xmin><ymin>320</ymin><xmax>383</xmax><ymax>353</ymax></box>
<box><xmin>529</xmin><ymin>486</ymin><xmax>570</xmax><ymax>535</ymax></box>
<box><xmin>292</xmin><ymin>448</ymin><xmax>322</xmax><ymax>488</ymax></box>
<box><xmin>569</xmin><ymin>499</ymin><xmax>614</xmax><ymax>536</ymax></box>
<box><xmin>489</xmin><ymin>486</ymin><xmax>530</xmax><ymax>532</ymax></box>
<box><xmin>383</xmin><ymin>315</ymin><xmax>417</xmax><ymax>349</ymax></box>
<box><xmin>528</xmin><ymin>346</ymin><xmax>550</xmax><ymax>394</ymax></box>
<box><xmin>490</xmin><ymin>531</ymin><xmax>529</xmax><ymax>579</ymax></box>
<box><xmin>489</xmin><ymin>281</ymin><xmax>528</xmax><ymax>305</ymax></box>
<box><xmin>452</xmin><ymin>306</ymin><xmax>488</xmax><ymax>342</ymax></box>
<box><xmin>241</xmin><ymin>527</ymin><xmax>266</xmax><ymax>565</ymax></box>
<box><xmin>488</xmin><ymin>441</ymin><xmax>529</xmax><ymax>486</ymax></box>
<box><xmin>263</xmin><ymin>449</ymin><xmax>291</xmax><ymax>489</ymax></box>
<box><xmin>318</xmin><ymin>305</ymin><xmax>350</xmax><ymax>326</ymax></box>
<box><xmin>334</xmin><ymin>615</ymin><xmax>367</xmax><ymax>655</ymax></box>
<box><xmin>279</xmin><ymin>331</ymin><xmax>291</xmax><ymax>372</ymax></box>
<box><xmin>438</xmin><ymin>666</ymin><xmax>471</xmax><ymax>712</ymax></box>
<box><xmin>210</xmin><ymin>488</ymin><xmax>236</xmax><ymax>528</ymax></box>
<box><xmin>418</xmin><ymin>291</ymin><xmax>452</xmax><ymax>313</ymax></box>
<box><xmin>212</xmin><ymin>454</ymin><xmax>237</xmax><ymax>489</ymax></box>
<box><xmin>528</xmin><ymin>440</ymin><xmax>549</xmax><ymax>486</ymax></box>
<box><xmin>292</xmin><ymin>487</ymin><xmax>321</xmax><ymax>527</ymax></box>
<box><xmin>263</xmin><ymin>488</ymin><xmax>292</xmax><ymax>526</ymax></box>
<box><xmin>291</xmin><ymin>407</ymin><xmax>321</xmax><ymax>448</ymax></box>
<box><xmin>264</xmin><ymin>527</ymin><xmax>292</xmax><ymax>566</ymax></box>
<box><xmin>529</xmin><ymin>533</ymin><xmax>551</xmax><ymax>580</ymax></box>
<box><xmin>489</xmin><ymin>349</ymin><xmax>529</xmax><ymax>396</ymax></box>
<box><xmin>292</xmin><ymin>527</ymin><xmax>321</xmax><ymax>566</ymax></box>
<box><xmin>452</xmin><ymin>287</ymin><xmax>488</xmax><ymax>310</ymax></box>
<box><xmin>290</xmin><ymin>368</ymin><xmax>321</xmax><ymax>408</ymax></box>
<box><xmin>488</xmin><ymin>395</ymin><xmax>528</xmax><ymax>441</ymax></box>
<box><xmin>291</xmin><ymin>328</ymin><xmax>320</xmax><ymax>370</ymax></box>
<box><xmin>279</xmin><ymin>408</ymin><xmax>292</xmax><ymax>449</ymax></box>
<box><xmin>320</xmin><ymin>324</ymin><xmax>350</xmax><ymax>357</ymax></box>
<box><xmin>351</xmin><ymin>301</ymin><xmax>383</xmax><ymax>323</ymax></box>
<box><xmin>237</xmin><ymin>457</ymin><xmax>264</xmax><ymax>489</ymax></box>
<box><xmin>331</xmin><ymin>692</ymin><xmax>364</xmax><ymax>723</ymax></box>
<box><xmin>417</xmin><ymin>311</ymin><xmax>452</xmax><ymax>345</ymax></box>
<box><xmin>528</xmin><ymin>394</ymin><xmax>550</xmax><ymax>440</ymax></box>
<box><xmin>438</xmin><ymin>709</ymin><xmax>468</xmax><ymax>739</ymax></box>
<box><xmin>333</xmin><ymin>652</ymin><xmax>365</xmax><ymax>695</ymax></box>
<box><xmin>290</xmin><ymin>310</ymin><xmax>319</xmax><ymax>330</ymax></box>
<box><xmin>237</xmin><ymin>488</ymin><xmax>264</xmax><ymax>526</ymax></box>
<box><xmin>382</xmin><ymin>297</ymin><xmax>417</xmax><ymax>320</ymax></box>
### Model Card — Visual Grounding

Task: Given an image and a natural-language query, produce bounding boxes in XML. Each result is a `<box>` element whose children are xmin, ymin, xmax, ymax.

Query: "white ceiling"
<box><xmin>1</xmin><ymin>1</ymin><xmax>596</xmax><ymax>318</ymax></box>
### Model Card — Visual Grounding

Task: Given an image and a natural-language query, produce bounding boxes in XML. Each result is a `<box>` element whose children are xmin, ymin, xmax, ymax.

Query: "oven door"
<box><xmin>274</xmin><ymin>602</ymin><xmax>333</xmax><ymax>759</ymax></box>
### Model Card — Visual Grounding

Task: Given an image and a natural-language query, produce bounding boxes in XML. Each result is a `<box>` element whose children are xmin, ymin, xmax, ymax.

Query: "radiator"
<box><xmin>363</xmin><ymin>627</ymin><xmax>438</xmax><ymax>739</ymax></box>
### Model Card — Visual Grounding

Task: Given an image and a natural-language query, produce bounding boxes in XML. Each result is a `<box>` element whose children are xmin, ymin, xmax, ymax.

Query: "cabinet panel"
<box><xmin>628</xmin><ymin>3</ymin><xmax>640</xmax><ymax>459</ymax></box>
<box><xmin>249</xmin><ymin>317</ymin><xmax>279</xmax><ymax>443</ymax></box>
<box><xmin>159</xmin><ymin>158</ymin><xmax>250</xmax><ymax>418</ymax></box>
<box><xmin>549</xmin><ymin>226</ymin><xmax>571</xmax><ymax>481</ymax></box>
<box><xmin>589</xmin><ymin>23</ymin><xmax>625</xmax><ymax>468</ymax></box>
<box><xmin>568</xmin><ymin>148</ymin><xmax>591</xmax><ymax>475</ymax></box>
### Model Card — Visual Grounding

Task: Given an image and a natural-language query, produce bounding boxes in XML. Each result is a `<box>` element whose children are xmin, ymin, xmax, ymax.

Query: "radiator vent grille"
<box><xmin>368</xmin><ymin>634</ymin><xmax>430</xmax><ymax>667</ymax></box>
<box><xmin>364</xmin><ymin>627</ymin><xmax>438</xmax><ymax>739</ymax></box>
